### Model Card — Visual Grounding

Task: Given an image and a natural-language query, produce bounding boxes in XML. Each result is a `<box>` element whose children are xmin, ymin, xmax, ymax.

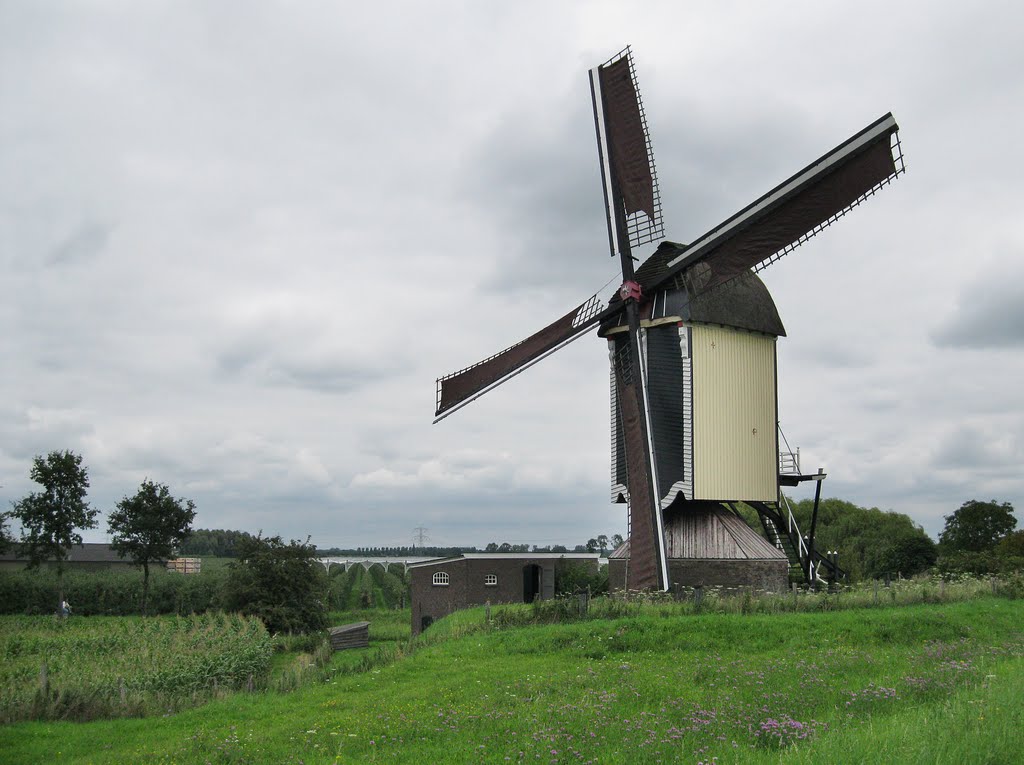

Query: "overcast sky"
<box><xmin>3</xmin><ymin>2</ymin><xmax>1022</xmax><ymax>550</ymax></box>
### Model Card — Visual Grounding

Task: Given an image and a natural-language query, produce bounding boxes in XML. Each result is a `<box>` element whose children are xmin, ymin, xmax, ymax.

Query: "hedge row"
<box><xmin>0</xmin><ymin>568</ymin><xmax>227</xmax><ymax>616</ymax></box>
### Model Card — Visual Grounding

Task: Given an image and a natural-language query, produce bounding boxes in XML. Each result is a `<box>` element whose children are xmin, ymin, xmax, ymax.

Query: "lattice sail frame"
<box><xmin>433</xmin><ymin>294</ymin><xmax>605</xmax><ymax>421</ymax></box>
<box><xmin>749</xmin><ymin>129</ymin><xmax>906</xmax><ymax>276</ymax></box>
<box><xmin>662</xmin><ymin>113</ymin><xmax>905</xmax><ymax>297</ymax></box>
<box><xmin>590</xmin><ymin>46</ymin><xmax>665</xmax><ymax>257</ymax></box>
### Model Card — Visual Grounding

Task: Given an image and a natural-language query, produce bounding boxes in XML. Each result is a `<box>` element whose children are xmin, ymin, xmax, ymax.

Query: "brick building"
<box><xmin>409</xmin><ymin>553</ymin><xmax>601</xmax><ymax>635</ymax></box>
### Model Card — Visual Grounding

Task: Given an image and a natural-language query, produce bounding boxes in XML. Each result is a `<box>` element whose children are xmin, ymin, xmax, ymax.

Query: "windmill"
<box><xmin>434</xmin><ymin>47</ymin><xmax>904</xmax><ymax>591</ymax></box>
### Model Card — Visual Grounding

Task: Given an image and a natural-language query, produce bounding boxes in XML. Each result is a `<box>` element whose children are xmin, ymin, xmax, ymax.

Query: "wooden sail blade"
<box><xmin>615</xmin><ymin>362</ymin><xmax>667</xmax><ymax>591</ymax></box>
<box><xmin>609</xmin><ymin>318</ymin><xmax>669</xmax><ymax>591</ymax></box>
<box><xmin>635</xmin><ymin>113</ymin><xmax>904</xmax><ymax>296</ymax></box>
<box><xmin>434</xmin><ymin>295</ymin><xmax>606</xmax><ymax>421</ymax></box>
<box><xmin>590</xmin><ymin>47</ymin><xmax>665</xmax><ymax>259</ymax></box>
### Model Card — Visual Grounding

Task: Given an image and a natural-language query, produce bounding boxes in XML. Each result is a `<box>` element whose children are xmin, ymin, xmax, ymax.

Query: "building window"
<box><xmin>432</xmin><ymin>571</ymin><xmax>449</xmax><ymax>586</ymax></box>
<box><xmin>484</xmin><ymin>574</ymin><xmax>498</xmax><ymax>586</ymax></box>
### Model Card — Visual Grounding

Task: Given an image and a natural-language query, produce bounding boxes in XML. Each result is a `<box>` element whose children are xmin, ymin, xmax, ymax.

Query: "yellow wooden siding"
<box><xmin>691</xmin><ymin>325</ymin><xmax>777</xmax><ymax>501</ymax></box>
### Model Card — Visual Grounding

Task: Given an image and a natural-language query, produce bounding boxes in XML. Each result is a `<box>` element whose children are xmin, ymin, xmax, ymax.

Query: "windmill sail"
<box><xmin>434</xmin><ymin>294</ymin><xmax>605</xmax><ymax>421</ymax></box>
<box><xmin>634</xmin><ymin>113</ymin><xmax>904</xmax><ymax>297</ymax></box>
<box><xmin>592</xmin><ymin>47</ymin><xmax>669</xmax><ymax>592</ymax></box>
<box><xmin>590</xmin><ymin>47</ymin><xmax>665</xmax><ymax>259</ymax></box>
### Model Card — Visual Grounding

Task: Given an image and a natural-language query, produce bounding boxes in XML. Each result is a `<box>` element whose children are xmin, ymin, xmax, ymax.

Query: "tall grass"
<box><xmin>484</xmin><ymin>573</ymin><xmax>1016</xmax><ymax>629</ymax></box>
<box><xmin>0</xmin><ymin>613</ymin><xmax>271</xmax><ymax>722</ymax></box>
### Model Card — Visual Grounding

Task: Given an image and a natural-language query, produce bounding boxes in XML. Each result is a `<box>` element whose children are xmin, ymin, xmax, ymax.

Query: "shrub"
<box><xmin>221</xmin><ymin>535</ymin><xmax>328</xmax><ymax>635</ymax></box>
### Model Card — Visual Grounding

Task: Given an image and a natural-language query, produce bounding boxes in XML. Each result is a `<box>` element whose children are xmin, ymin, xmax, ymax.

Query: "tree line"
<box><xmin>781</xmin><ymin>496</ymin><xmax>1020</xmax><ymax>580</ymax></box>
<box><xmin>480</xmin><ymin>534</ymin><xmax>625</xmax><ymax>554</ymax></box>
<box><xmin>1</xmin><ymin>450</ymin><xmax>195</xmax><ymax>613</ymax></box>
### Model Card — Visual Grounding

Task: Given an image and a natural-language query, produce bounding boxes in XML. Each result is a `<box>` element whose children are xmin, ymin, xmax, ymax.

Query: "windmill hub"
<box><xmin>618</xmin><ymin>281</ymin><xmax>643</xmax><ymax>302</ymax></box>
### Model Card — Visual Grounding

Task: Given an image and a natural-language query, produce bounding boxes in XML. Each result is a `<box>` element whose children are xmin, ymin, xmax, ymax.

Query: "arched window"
<box><xmin>484</xmin><ymin>574</ymin><xmax>498</xmax><ymax>586</ymax></box>
<box><xmin>432</xmin><ymin>571</ymin><xmax>449</xmax><ymax>586</ymax></box>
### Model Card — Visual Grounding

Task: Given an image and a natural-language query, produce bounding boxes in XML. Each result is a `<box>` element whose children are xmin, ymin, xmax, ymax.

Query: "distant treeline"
<box><xmin>179</xmin><ymin>529</ymin><xmax>257</xmax><ymax>558</ymax></box>
<box><xmin>317</xmin><ymin>546</ymin><xmax>479</xmax><ymax>557</ymax></box>
<box><xmin>180</xmin><ymin>533</ymin><xmax>482</xmax><ymax>559</ymax></box>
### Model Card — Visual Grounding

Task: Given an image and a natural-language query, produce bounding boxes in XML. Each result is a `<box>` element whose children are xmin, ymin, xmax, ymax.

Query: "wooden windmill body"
<box><xmin>435</xmin><ymin>47</ymin><xmax>905</xmax><ymax>591</ymax></box>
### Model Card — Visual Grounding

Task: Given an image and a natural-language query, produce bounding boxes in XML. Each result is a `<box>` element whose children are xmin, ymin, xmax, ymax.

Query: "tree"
<box><xmin>0</xmin><ymin>513</ymin><xmax>12</xmax><ymax>554</ymax></box>
<box><xmin>784</xmin><ymin>497</ymin><xmax>937</xmax><ymax>580</ymax></box>
<box><xmin>9</xmin><ymin>451</ymin><xmax>97</xmax><ymax>610</ymax></box>
<box><xmin>996</xmin><ymin>529</ymin><xmax>1024</xmax><ymax>559</ymax></box>
<box><xmin>179</xmin><ymin>528</ymin><xmax>256</xmax><ymax>557</ymax></box>
<box><xmin>611</xmin><ymin>533</ymin><xmax>624</xmax><ymax>550</ymax></box>
<box><xmin>108</xmin><ymin>480</ymin><xmax>197</xmax><ymax>613</ymax></box>
<box><xmin>875</xmin><ymin>533</ymin><xmax>938</xmax><ymax>577</ymax></box>
<box><xmin>939</xmin><ymin>500</ymin><xmax>1017</xmax><ymax>553</ymax></box>
<box><xmin>222</xmin><ymin>535</ymin><xmax>328</xmax><ymax>634</ymax></box>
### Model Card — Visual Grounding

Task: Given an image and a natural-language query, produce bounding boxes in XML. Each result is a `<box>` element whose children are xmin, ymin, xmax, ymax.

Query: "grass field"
<box><xmin>1</xmin><ymin>598</ymin><xmax>1021</xmax><ymax>763</ymax></box>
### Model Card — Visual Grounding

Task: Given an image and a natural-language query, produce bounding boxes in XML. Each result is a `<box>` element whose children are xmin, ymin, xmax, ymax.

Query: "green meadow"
<box><xmin>1</xmin><ymin>597</ymin><xmax>1022</xmax><ymax>764</ymax></box>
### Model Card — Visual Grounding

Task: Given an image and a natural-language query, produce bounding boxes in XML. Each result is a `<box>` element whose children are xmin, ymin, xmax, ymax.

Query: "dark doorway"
<box><xmin>421</xmin><ymin>615</ymin><xmax>433</xmax><ymax>632</ymax></box>
<box><xmin>523</xmin><ymin>564</ymin><xmax>542</xmax><ymax>603</ymax></box>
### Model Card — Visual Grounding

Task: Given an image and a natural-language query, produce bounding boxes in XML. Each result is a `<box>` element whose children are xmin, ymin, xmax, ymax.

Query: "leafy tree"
<box><xmin>8</xmin><ymin>451</ymin><xmax>97</xmax><ymax>610</ymax></box>
<box><xmin>611</xmin><ymin>533</ymin><xmax>624</xmax><ymax>549</ymax></box>
<box><xmin>996</xmin><ymin>529</ymin><xmax>1024</xmax><ymax>559</ymax></box>
<box><xmin>875</xmin><ymin>533</ymin><xmax>938</xmax><ymax>577</ymax></box>
<box><xmin>939</xmin><ymin>500</ymin><xmax>1017</xmax><ymax>553</ymax></box>
<box><xmin>785</xmin><ymin>497</ymin><xmax>936</xmax><ymax>580</ymax></box>
<box><xmin>222</xmin><ymin>535</ymin><xmax>328</xmax><ymax>634</ymax></box>
<box><xmin>107</xmin><ymin>480</ymin><xmax>197</xmax><ymax>613</ymax></box>
<box><xmin>179</xmin><ymin>528</ymin><xmax>256</xmax><ymax>557</ymax></box>
<box><xmin>0</xmin><ymin>513</ymin><xmax>12</xmax><ymax>554</ymax></box>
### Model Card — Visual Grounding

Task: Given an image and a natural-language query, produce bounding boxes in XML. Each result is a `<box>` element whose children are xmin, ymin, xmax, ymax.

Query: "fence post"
<box><xmin>694</xmin><ymin>586</ymin><xmax>704</xmax><ymax>609</ymax></box>
<box><xmin>39</xmin><ymin>661</ymin><xmax>48</xmax><ymax>698</ymax></box>
<box><xmin>485</xmin><ymin>600</ymin><xmax>491</xmax><ymax>624</ymax></box>
<box><xmin>991</xmin><ymin>577</ymin><xmax>998</xmax><ymax>595</ymax></box>
<box><xmin>940</xmin><ymin>579</ymin><xmax>946</xmax><ymax>599</ymax></box>
<box><xmin>873</xmin><ymin>579</ymin><xmax>879</xmax><ymax>606</ymax></box>
<box><xmin>791</xmin><ymin>582</ymin><xmax>797</xmax><ymax>610</ymax></box>
<box><xmin>247</xmin><ymin>674</ymin><xmax>254</xmax><ymax>693</ymax></box>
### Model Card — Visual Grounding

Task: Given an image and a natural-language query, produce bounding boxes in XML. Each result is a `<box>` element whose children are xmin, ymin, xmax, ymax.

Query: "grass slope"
<box><xmin>1</xmin><ymin>599</ymin><xmax>1022</xmax><ymax>764</ymax></box>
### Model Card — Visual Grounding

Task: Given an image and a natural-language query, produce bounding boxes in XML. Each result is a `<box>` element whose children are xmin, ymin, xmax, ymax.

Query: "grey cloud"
<box><xmin>930</xmin><ymin>423</ymin><xmax>1023</xmax><ymax>472</ymax></box>
<box><xmin>45</xmin><ymin>222</ymin><xmax>112</xmax><ymax>266</ymax></box>
<box><xmin>216</xmin><ymin>344</ymin><xmax>392</xmax><ymax>394</ymax></box>
<box><xmin>930</xmin><ymin>280</ymin><xmax>1024</xmax><ymax>349</ymax></box>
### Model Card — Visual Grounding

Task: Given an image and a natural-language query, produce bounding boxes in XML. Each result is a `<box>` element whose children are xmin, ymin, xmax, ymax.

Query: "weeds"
<box><xmin>0</xmin><ymin>613</ymin><xmax>271</xmax><ymax>722</ymax></box>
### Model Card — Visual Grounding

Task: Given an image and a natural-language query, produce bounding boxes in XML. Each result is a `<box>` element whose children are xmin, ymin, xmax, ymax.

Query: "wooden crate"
<box><xmin>329</xmin><ymin>621</ymin><xmax>370</xmax><ymax>651</ymax></box>
<box><xmin>166</xmin><ymin>557</ymin><xmax>201</xmax><ymax>574</ymax></box>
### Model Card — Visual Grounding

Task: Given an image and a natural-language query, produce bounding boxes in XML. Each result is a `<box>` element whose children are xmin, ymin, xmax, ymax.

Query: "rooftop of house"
<box><xmin>0</xmin><ymin>542</ymin><xmax>155</xmax><ymax>564</ymax></box>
